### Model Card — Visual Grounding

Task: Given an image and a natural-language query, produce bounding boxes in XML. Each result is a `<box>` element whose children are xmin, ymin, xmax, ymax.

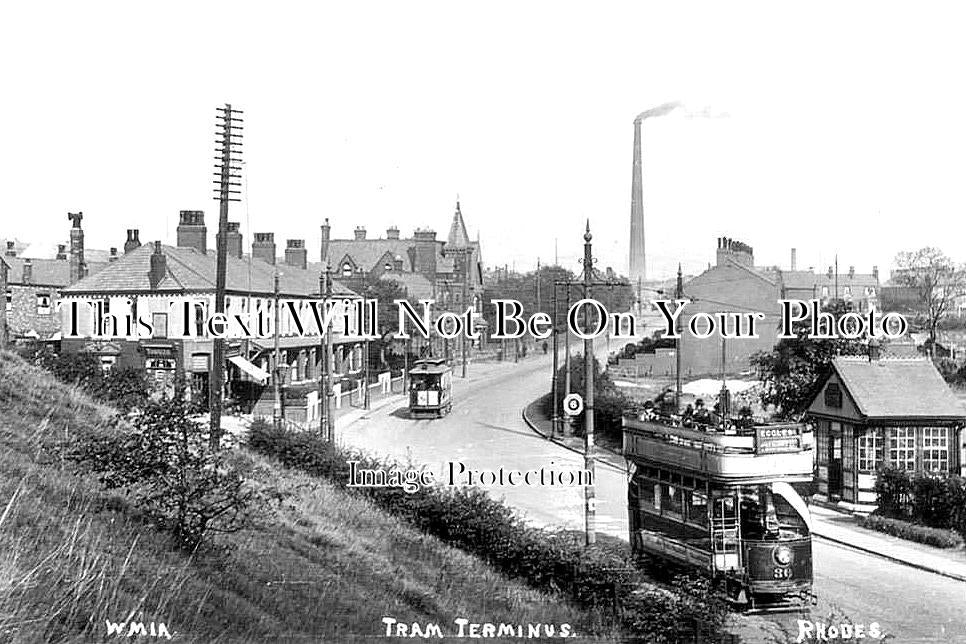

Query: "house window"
<box><xmin>844</xmin><ymin>286</ymin><xmax>852</xmax><ymax>297</ymax></box>
<box><xmin>5</xmin><ymin>289</ymin><xmax>10</xmax><ymax>311</ymax></box>
<box><xmin>343</xmin><ymin>263</ymin><xmax>353</xmax><ymax>277</ymax></box>
<box><xmin>816</xmin><ymin>423</ymin><xmax>829</xmax><ymax>465</ymax></box>
<box><xmin>824</xmin><ymin>382</ymin><xmax>843</xmax><ymax>408</ymax></box>
<box><xmin>153</xmin><ymin>312</ymin><xmax>169</xmax><ymax>339</ymax></box>
<box><xmin>889</xmin><ymin>427</ymin><xmax>916</xmax><ymax>471</ymax></box>
<box><xmin>99</xmin><ymin>356</ymin><xmax>116</xmax><ymax>373</ymax></box>
<box><xmin>922</xmin><ymin>427</ymin><xmax>949</xmax><ymax>472</ymax></box>
<box><xmin>857</xmin><ymin>428</ymin><xmax>882</xmax><ymax>472</ymax></box>
<box><xmin>35</xmin><ymin>292</ymin><xmax>52</xmax><ymax>314</ymax></box>
<box><xmin>637</xmin><ymin>480</ymin><xmax>657</xmax><ymax>511</ymax></box>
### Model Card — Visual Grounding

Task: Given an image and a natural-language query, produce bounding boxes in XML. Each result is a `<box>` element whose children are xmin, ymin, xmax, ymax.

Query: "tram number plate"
<box><xmin>773</xmin><ymin>567</ymin><xmax>792</xmax><ymax>579</ymax></box>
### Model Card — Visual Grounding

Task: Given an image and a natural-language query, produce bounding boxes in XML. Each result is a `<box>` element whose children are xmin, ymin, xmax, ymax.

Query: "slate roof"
<box><xmin>829</xmin><ymin>356</ymin><xmax>966</xmax><ymax>420</ymax></box>
<box><xmin>779</xmin><ymin>270</ymin><xmax>878</xmax><ymax>291</ymax></box>
<box><xmin>4</xmin><ymin>257</ymin><xmax>110</xmax><ymax>287</ymax></box>
<box><xmin>446</xmin><ymin>202</ymin><xmax>471</xmax><ymax>248</ymax></box>
<box><xmin>324</xmin><ymin>238</ymin><xmax>482</xmax><ymax>278</ymax></box>
<box><xmin>62</xmin><ymin>244</ymin><xmax>357</xmax><ymax>298</ymax></box>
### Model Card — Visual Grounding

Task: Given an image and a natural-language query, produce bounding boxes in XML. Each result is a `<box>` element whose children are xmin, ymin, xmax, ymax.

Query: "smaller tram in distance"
<box><xmin>408</xmin><ymin>358</ymin><xmax>453</xmax><ymax>418</ymax></box>
<box><xmin>623</xmin><ymin>407</ymin><xmax>815</xmax><ymax>612</ymax></box>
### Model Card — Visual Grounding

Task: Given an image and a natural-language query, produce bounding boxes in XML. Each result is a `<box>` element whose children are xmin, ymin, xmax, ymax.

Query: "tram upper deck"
<box><xmin>622</xmin><ymin>414</ymin><xmax>814</xmax><ymax>484</ymax></box>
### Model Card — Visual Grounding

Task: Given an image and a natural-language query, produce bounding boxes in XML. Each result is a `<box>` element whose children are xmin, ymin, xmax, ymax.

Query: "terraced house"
<box><xmin>3</xmin><ymin>213</ymin><xmax>112</xmax><ymax>343</ymax></box>
<box><xmin>59</xmin><ymin>211</ymin><xmax>362</xmax><ymax>408</ymax></box>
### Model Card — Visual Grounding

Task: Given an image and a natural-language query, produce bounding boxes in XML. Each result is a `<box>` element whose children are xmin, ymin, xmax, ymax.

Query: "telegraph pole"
<box><xmin>210</xmin><ymin>103</ymin><xmax>243</xmax><ymax>448</ymax></box>
<box><xmin>322</xmin><ymin>262</ymin><xmax>335</xmax><ymax>440</ymax></box>
<box><xmin>675</xmin><ymin>263</ymin><xmax>683</xmax><ymax>410</ymax></box>
<box><xmin>582</xmin><ymin>222</ymin><xmax>596</xmax><ymax>547</ymax></box>
<box><xmin>273</xmin><ymin>270</ymin><xmax>282</xmax><ymax>429</ymax></box>
<box><xmin>550</xmin><ymin>287</ymin><xmax>559</xmax><ymax>437</ymax></box>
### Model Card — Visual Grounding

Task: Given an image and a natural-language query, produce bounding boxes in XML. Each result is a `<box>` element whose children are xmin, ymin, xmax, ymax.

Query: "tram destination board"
<box><xmin>754</xmin><ymin>425</ymin><xmax>803</xmax><ymax>454</ymax></box>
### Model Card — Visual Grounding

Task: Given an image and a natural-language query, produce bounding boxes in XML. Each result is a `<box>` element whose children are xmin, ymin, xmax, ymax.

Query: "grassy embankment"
<box><xmin>0</xmin><ymin>351</ymin><xmax>618</xmax><ymax>643</ymax></box>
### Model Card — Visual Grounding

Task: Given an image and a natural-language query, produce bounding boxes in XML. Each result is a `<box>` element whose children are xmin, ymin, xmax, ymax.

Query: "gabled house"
<box><xmin>807</xmin><ymin>356</ymin><xmax>966</xmax><ymax>512</ymax></box>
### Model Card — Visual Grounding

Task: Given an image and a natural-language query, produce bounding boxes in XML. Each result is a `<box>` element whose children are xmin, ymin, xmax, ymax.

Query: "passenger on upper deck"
<box><xmin>693</xmin><ymin>398</ymin><xmax>712</xmax><ymax>427</ymax></box>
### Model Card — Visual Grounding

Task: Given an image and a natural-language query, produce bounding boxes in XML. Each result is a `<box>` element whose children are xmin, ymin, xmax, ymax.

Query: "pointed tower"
<box><xmin>629</xmin><ymin>118</ymin><xmax>646</xmax><ymax>286</ymax></box>
<box><xmin>447</xmin><ymin>199</ymin><xmax>471</xmax><ymax>248</ymax></box>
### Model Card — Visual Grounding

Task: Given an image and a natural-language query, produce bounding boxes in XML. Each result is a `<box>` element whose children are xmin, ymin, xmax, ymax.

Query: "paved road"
<box><xmin>340</xmin><ymin>353</ymin><xmax>966</xmax><ymax>643</ymax></box>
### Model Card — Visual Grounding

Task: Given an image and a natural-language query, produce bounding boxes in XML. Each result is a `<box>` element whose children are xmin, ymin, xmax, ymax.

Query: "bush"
<box><xmin>859</xmin><ymin>514</ymin><xmax>964</xmax><ymax>549</ymax></box>
<box><xmin>247</xmin><ymin>421</ymin><xmax>729</xmax><ymax>642</ymax></box>
<box><xmin>63</xmin><ymin>390</ymin><xmax>265</xmax><ymax>551</ymax></box>
<box><xmin>21</xmin><ymin>346</ymin><xmax>148</xmax><ymax>412</ymax></box>
<box><xmin>875</xmin><ymin>466</ymin><xmax>966</xmax><ymax>540</ymax></box>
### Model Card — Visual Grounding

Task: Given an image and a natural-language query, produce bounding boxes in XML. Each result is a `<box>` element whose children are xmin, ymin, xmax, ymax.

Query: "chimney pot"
<box><xmin>124</xmin><ymin>229</ymin><xmax>141</xmax><ymax>254</ymax></box>
<box><xmin>791</xmin><ymin>248</ymin><xmax>797</xmax><ymax>271</ymax></box>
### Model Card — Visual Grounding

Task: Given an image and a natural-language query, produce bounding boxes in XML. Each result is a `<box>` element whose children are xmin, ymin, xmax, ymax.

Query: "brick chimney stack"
<box><xmin>320</xmin><ymin>218</ymin><xmax>331</xmax><ymax>263</ymax></box>
<box><xmin>790</xmin><ymin>248</ymin><xmax>797</xmax><ymax>271</ymax></box>
<box><xmin>22</xmin><ymin>258</ymin><xmax>32</xmax><ymax>285</ymax></box>
<box><xmin>716</xmin><ymin>237</ymin><xmax>754</xmax><ymax>268</ymax></box>
<box><xmin>124</xmin><ymin>229</ymin><xmax>141</xmax><ymax>254</ymax></box>
<box><xmin>109</xmin><ymin>247</ymin><xmax>119</xmax><ymax>262</ymax></box>
<box><xmin>148</xmin><ymin>241</ymin><xmax>167</xmax><ymax>289</ymax></box>
<box><xmin>354</xmin><ymin>226</ymin><xmax>367</xmax><ymax>240</ymax></box>
<box><xmin>226</xmin><ymin>222</ymin><xmax>243</xmax><ymax>259</ymax></box>
<box><xmin>177</xmin><ymin>210</ymin><xmax>207</xmax><ymax>254</ymax></box>
<box><xmin>413</xmin><ymin>228</ymin><xmax>438</xmax><ymax>280</ymax></box>
<box><xmin>285</xmin><ymin>239</ymin><xmax>307</xmax><ymax>270</ymax></box>
<box><xmin>56</xmin><ymin>244</ymin><xmax>67</xmax><ymax>260</ymax></box>
<box><xmin>386</xmin><ymin>226</ymin><xmax>400</xmax><ymax>240</ymax></box>
<box><xmin>5</xmin><ymin>242</ymin><xmax>15</xmax><ymax>257</ymax></box>
<box><xmin>68</xmin><ymin>211</ymin><xmax>86</xmax><ymax>284</ymax></box>
<box><xmin>252</xmin><ymin>233</ymin><xmax>276</xmax><ymax>265</ymax></box>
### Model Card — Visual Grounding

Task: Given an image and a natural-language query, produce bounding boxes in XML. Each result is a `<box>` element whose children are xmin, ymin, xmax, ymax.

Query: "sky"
<box><xmin>2</xmin><ymin>2</ymin><xmax>966</xmax><ymax>281</ymax></box>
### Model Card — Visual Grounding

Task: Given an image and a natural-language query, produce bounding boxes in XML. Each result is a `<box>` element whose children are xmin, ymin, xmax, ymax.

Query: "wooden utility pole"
<box><xmin>322</xmin><ymin>262</ymin><xmax>335</xmax><ymax>441</ymax></box>
<box><xmin>582</xmin><ymin>222</ymin><xmax>596</xmax><ymax>546</ymax></box>
<box><xmin>675</xmin><ymin>263</ymin><xmax>683</xmax><ymax>410</ymax></box>
<box><xmin>273</xmin><ymin>270</ymin><xmax>283</xmax><ymax>428</ymax></box>
<box><xmin>210</xmin><ymin>103</ymin><xmax>243</xmax><ymax>448</ymax></box>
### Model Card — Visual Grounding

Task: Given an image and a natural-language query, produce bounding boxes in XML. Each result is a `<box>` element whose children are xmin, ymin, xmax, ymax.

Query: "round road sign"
<box><xmin>563</xmin><ymin>393</ymin><xmax>584</xmax><ymax>416</ymax></box>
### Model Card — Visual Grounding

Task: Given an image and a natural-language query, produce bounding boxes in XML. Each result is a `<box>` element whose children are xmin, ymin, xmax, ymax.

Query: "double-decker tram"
<box><xmin>408</xmin><ymin>358</ymin><xmax>453</xmax><ymax>418</ymax></box>
<box><xmin>623</xmin><ymin>407</ymin><xmax>815</xmax><ymax>612</ymax></box>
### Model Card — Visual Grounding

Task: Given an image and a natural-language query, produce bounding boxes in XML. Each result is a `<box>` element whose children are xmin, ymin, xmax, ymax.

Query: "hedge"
<box><xmin>246</xmin><ymin>420</ymin><xmax>729</xmax><ymax>643</ymax></box>
<box><xmin>874</xmin><ymin>466</ymin><xmax>966</xmax><ymax>540</ymax></box>
<box><xmin>858</xmin><ymin>514</ymin><xmax>964</xmax><ymax>549</ymax></box>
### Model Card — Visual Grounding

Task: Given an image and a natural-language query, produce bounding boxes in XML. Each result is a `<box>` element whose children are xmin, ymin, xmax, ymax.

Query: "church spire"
<box><xmin>447</xmin><ymin>198</ymin><xmax>470</xmax><ymax>248</ymax></box>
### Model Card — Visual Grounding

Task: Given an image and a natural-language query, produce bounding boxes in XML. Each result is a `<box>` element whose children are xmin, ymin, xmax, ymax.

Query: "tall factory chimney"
<box><xmin>629</xmin><ymin>118</ymin><xmax>646</xmax><ymax>286</ymax></box>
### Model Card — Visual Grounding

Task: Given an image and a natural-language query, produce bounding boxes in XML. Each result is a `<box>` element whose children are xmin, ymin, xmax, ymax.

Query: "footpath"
<box><xmin>521</xmin><ymin>395</ymin><xmax>966</xmax><ymax>583</ymax></box>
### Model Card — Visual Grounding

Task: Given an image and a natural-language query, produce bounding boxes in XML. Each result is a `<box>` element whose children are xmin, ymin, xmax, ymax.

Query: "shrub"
<box><xmin>21</xmin><ymin>346</ymin><xmax>148</xmax><ymax>412</ymax></box>
<box><xmin>859</xmin><ymin>514</ymin><xmax>964</xmax><ymax>549</ymax></box>
<box><xmin>247</xmin><ymin>422</ymin><xmax>729</xmax><ymax>642</ymax></box>
<box><xmin>63</xmin><ymin>390</ymin><xmax>264</xmax><ymax>551</ymax></box>
<box><xmin>874</xmin><ymin>467</ymin><xmax>913</xmax><ymax>518</ymax></box>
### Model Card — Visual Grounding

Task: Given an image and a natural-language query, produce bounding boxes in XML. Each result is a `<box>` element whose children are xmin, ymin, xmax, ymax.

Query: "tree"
<box><xmin>893</xmin><ymin>247</ymin><xmax>966</xmax><ymax>349</ymax></box>
<box><xmin>67</xmin><ymin>387</ymin><xmax>262</xmax><ymax>551</ymax></box>
<box><xmin>751</xmin><ymin>300</ymin><xmax>866</xmax><ymax>419</ymax></box>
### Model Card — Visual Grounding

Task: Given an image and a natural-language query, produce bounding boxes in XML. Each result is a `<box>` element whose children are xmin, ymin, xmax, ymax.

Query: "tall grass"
<box><xmin>0</xmin><ymin>351</ymin><xmax>618</xmax><ymax>642</ymax></box>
